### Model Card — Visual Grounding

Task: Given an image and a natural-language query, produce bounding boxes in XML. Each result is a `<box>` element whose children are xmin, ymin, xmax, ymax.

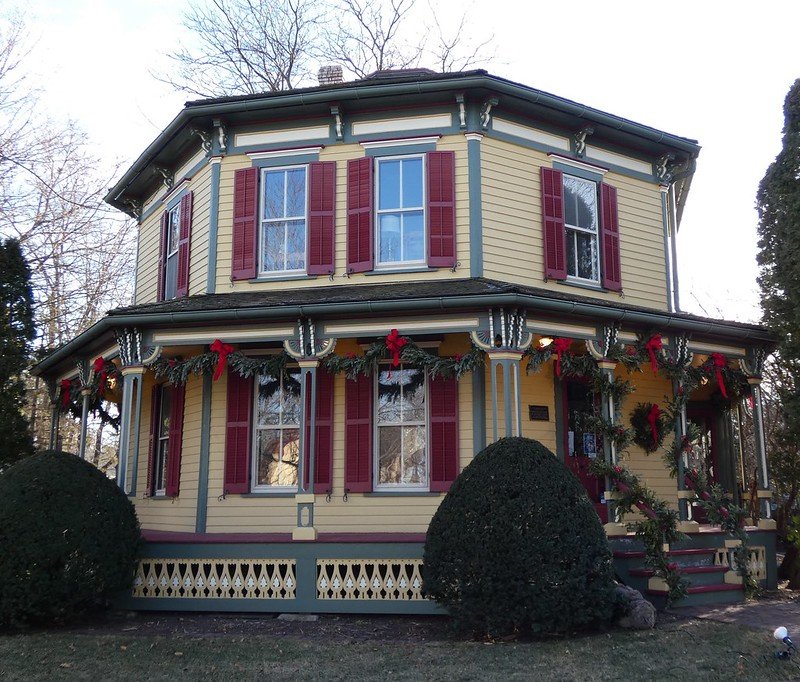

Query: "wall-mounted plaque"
<box><xmin>528</xmin><ymin>405</ymin><xmax>550</xmax><ymax>421</ymax></box>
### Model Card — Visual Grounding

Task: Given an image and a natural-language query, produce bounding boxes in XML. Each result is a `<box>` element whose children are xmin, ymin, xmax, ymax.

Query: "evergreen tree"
<box><xmin>757</xmin><ymin>79</ymin><xmax>800</xmax><ymax>583</ymax></box>
<box><xmin>0</xmin><ymin>238</ymin><xmax>35</xmax><ymax>468</ymax></box>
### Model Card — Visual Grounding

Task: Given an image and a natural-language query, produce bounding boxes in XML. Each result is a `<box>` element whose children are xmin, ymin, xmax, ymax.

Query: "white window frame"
<box><xmin>163</xmin><ymin>203</ymin><xmax>181</xmax><ymax>300</ymax></box>
<box><xmin>251</xmin><ymin>369</ymin><xmax>302</xmax><ymax>492</ymax></box>
<box><xmin>373</xmin><ymin>363</ymin><xmax>430</xmax><ymax>491</ymax></box>
<box><xmin>374</xmin><ymin>154</ymin><xmax>427</xmax><ymax>268</ymax></box>
<box><xmin>563</xmin><ymin>174</ymin><xmax>600</xmax><ymax>284</ymax></box>
<box><xmin>154</xmin><ymin>386</ymin><xmax>170</xmax><ymax>497</ymax></box>
<box><xmin>258</xmin><ymin>164</ymin><xmax>309</xmax><ymax>277</ymax></box>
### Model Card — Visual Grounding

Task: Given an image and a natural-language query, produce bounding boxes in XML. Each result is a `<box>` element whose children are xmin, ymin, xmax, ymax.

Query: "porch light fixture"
<box><xmin>539</xmin><ymin>337</ymin><xmax>554</xmax><ymax>348</ymax></box>
<box><xmin>774</xmin><ymin>626</ymin><xmax>796</xmax><ymax>660</ymax></box>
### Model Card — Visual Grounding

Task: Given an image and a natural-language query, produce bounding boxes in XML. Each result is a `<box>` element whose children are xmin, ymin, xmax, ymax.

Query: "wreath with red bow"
<box><xmin>629</xmin><ymin>402</ymin><xmax>670</xmax><ymax>453</ymax></box>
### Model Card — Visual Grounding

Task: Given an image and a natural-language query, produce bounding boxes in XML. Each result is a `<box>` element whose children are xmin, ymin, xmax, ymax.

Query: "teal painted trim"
<box><xmin>363</xmin><ymin>492</ymin><xmax>442</xmax><ymax>497</ymax></box>
<box><xmin>552</xmin><ymin>161</ymin><xmax>604</xmax><ymax>183</ymax></box>
<box><xmin>661</xmin><ymin>190</ymin><xmax>673</xmax><ymax>312</ymax></box>
<box><xmin>364</xmin><ymin>266</ymin><xmax>436</xmax><ymax>276</ymax></box>
<box><xmin>251</xmin><ymin>153</ymin><xmax>321</xmax><ymax>168</ymax></box>
<box><xmin>241</xmin><ymin>492</ymin><xmax>296</xmax><ymax>498</ymax></box>
<box><xmin>472</xmin><ymin>365</ymin><xmax>486</xmax><ymax>454</ymax></box>
<box><xmin>140</xmin><ymin>541</ymin><xmax>426</xmax><ymax>560</ymax></box>
<box><xmin>365</xmin><ymin>143</ymin><xmax>437</xmax><ymax>158</ymax></box>
<box><xmin>467</xmin><ymin>136</ymin><xmax>483</xmax><ymax>277</ymax></box>
<box><xmin>554</xmin><ymin>377</ymin><xmax>565</xmax><ymax>463</ymax></box>
<box><xmin>344</xmin><ymin>106</ymin><xmax>460</xmax><ymax>145</ymax></box>
<box><xmin>488</xmin><ymin>127</ymin><xmax>657</xmax><ymax>185</ymax></box>
<box><xmin>250</xmin><ymin>273</ymin><xmax>318</xmax><ymax>283</ymax></box>
<box><xmin>139</xmin><ymin>157</ymin><xmax>211</xmax><ymax>224</ymax></box>
<box><xmin>166</xmin><ymin>186</ymin><xmax>188</xmax><ymax>212</ymax></box>
<box><xmin>128</xmin><ymin>375</ymin><xmax>144</xmax><ymax>496</ymax></box>
<box><xmin>206</xmin><ymin>161</ymin><xmax>221</xmax><ymax>294</ymax></box>
<box><xmin>195</xmin><ymin>374</ymin><xmax>212</xmax><ymax>533</ymax></box>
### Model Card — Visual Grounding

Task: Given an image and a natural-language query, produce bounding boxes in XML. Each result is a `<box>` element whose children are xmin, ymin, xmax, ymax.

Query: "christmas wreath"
<box><xmin>629</xmin><ymin>402</ymin><xmax>670</xmax><ymax>453</ymax></box>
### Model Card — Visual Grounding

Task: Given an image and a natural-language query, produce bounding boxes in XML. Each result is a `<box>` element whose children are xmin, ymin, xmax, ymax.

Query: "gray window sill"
<box><xmin>250</xmin><ymin>273</ymin><xmax>318</xmax><ymax>283</ymax></box>
<box><xmin>365</xmin><ymin>266</ymin><xmax>437</xmax><ymax>276</ymax></box>
<box><xmin>143</xmin><ymin>495</ymin><xmax>175</xmax><ymax>501</ymax></box>
<box><xmin>364</xmin><ymin>491</ymin><xmax>441</xmax><ymax>497</ymax></box>
<box><xmin>241</xmin><ymin>492</ymin><xmax>297</xmax><ymax>498</ymax></box>
<box><xmin>558</xmin><ymin>278</ymin><xmax>606</xmax><ymax>293</ymax></box>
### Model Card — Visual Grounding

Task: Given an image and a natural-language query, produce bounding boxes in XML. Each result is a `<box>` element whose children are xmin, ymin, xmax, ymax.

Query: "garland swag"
<box><xmin>151</xmin><ymin>346</ymin><xmax>292</xmax><ymax>385</ymax></box>
<box><xmin>59</xmin><ymin>357</ymin><xmax>121</xmax><ymax>429</ymax></box>
<box><xmin>324</xmin><ymin>329</ymin><xmax>483</xmax><ymax>379</ymax></box>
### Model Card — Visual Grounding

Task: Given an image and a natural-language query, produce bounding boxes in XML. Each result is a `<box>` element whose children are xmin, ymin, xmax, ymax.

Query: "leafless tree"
<box><xmin>160</xmin><ymin>0</ymin><xmax>495</xmax><ymax>98</ymax></box>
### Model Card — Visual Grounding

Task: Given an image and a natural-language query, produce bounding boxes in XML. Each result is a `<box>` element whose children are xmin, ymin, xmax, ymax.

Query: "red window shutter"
<box><xmin>344</xmin><ymin>373</ymin><xmax>372</xmax><ymax>492</ymax></box>
<box><xmin>304</xmin><ymin>368</ymin><xmax>334</xmax><ymax>493</ymax></box>
<box><xmin>307</xmin><ymin>161</ymin><xmax>336</xmax><ymax>275</ymax></box>
<box><xmin>157</xmin><ymin>211</ymin><xmax>168</xmax><ymax>302</ymax></box>
<box><xmin>164</xmin><ymin>384</ymin><xmax>186</xmax><ymax>497</ymax></box>
<box><xmin>599</xmin><ymin>182</ymin><xmax>622</xmax><ymax>291</ymax></box>
<box><xmin>232</xmin><ymin>167</ymin><xmax>258</xmax><ymax>280</ymax></box>
<box><xmin>426</xmin><ymin>150</ymin><xmax>456</xmax><ymax>268</ymax></box>
<box><xmin>540</xmin><ymin>167</ymin><xmax>567</xmax><ymax>280</ymax></box>
<box><xmin>224</xmin><ymin>371</ymin><xmax>253</xmax><ymax>494</ymax></box>
<box><xmin>346</xmin><ymin>157</ymin><xmax>373</xmax><ymax>273</ymax></box>
<box><xmin>175</xmin><ymin>192</ymin><xmax>194</xmax><ymax>298</ymax></box>
<box><xmin>429</xmin><ymin>374</ymin><xmax>459</xmax><ymax>492</ymax></box>
<box><xmin>146</xmin><ymin>385</ymin><xmax>161</xmax><ymax>495</ymax></box>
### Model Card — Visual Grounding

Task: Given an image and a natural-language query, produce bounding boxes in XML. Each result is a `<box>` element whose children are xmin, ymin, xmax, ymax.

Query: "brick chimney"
<box><xmin>318</xmin><ymin>65</ymin><xmax>344</xmax><ymax>86</ymax></box>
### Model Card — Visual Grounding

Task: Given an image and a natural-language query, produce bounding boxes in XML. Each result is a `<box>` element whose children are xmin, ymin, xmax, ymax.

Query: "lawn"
<box><xmin>1</xmin><ymin>614</ymin><xmax>798</xmax><ymax>681</ymax></box>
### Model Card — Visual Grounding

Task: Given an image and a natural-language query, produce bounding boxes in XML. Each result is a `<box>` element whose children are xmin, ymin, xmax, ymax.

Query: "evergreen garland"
<box><xmin>59</xmin><ymin>358</ymin><xmax>122</xmax><ymax>430</ymax></box>
<box><xmin>151</xmin><ymin>350</ymin><xmax>292</xmax><ymax>384</ymax></box>
<box><xmin>630</xmin><ymin>402</ymin><xmax>670</xmax><ymax>453</ymax></box>
<box><xmin>589</xmin><ymin>460</ymin><xmax>689</xmax><ymax>606</ymax></box>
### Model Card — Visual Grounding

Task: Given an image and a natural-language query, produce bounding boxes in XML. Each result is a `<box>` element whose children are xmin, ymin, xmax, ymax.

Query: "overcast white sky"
<box><xmin>16</xmin><ymin>1</ymin><xmax>800</xmax><ymax>323</ymax></box>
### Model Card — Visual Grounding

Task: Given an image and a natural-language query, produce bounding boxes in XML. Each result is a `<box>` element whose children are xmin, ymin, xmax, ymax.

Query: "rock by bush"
<box><xmin>423</xmin><ymin>437</ymin><xmax>616</xmax><ymax>637</ymax></box>
<box><xmin>0</xmin><ymin>451</ymin><xmax>141</xmax><ymax>628</ymax></box>
<box><xmin>614</xmin><ymin>584</ymin><xmax>656</xmax><ymax>629</ymax></box>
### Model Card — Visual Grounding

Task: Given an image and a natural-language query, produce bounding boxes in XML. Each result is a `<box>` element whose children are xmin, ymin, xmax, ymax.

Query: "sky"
<box><xmin>14</xmin><ymin>1</ymin><xmax>800</xmax><ymax>324</ymax></box>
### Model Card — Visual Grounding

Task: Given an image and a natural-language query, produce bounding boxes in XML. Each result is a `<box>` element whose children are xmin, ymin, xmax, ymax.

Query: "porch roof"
<box><xmin>33</xmin><ymin>278</ymin><xmax>775</xmax><ymax>377</ymax></box>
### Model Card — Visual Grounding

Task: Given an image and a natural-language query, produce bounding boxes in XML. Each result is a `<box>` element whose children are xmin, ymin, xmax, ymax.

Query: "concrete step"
<box><xmin>629</xmin><ymin>565</ymin><xmax>728</xmax><ymax>587</ymax></box>
<box><xmin>647</xmin><ymin>583</ymin><xmax>744</xmax><ymax>608</ymax></box>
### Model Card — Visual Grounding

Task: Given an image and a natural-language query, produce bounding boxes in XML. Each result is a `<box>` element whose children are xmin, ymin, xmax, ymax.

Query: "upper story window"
<box><xmin>260</xmin><ymin>166</ymin><xmax>308</xmax><ymax>275</ymax></box>
<box><xmin>163</xmin><ymin>203</ymin><xmax>180</xmax><ymax>300</ymax></box>
<box><xmin>376</xmin><ymin>156</ymin><xmax>425</xmax><ymax>266</ymax></box>
<box><xmin>563</xmin><ymin>175</ymin><xmax>599</xmax><ymax>282</ymax></box>
<box><xmin>540</xmin><ymin>166</ymin><xmax>621</xmax><ymax>292</ymax></box>
<box><xmin>252</xmin><ymin>369</ymin><xmax>302</xmax><ymax>490</ymax></box>
<box><xmin>376</xmin><ymin>364</ymin><xmax>428</xmax><ymax>489</ymax></box>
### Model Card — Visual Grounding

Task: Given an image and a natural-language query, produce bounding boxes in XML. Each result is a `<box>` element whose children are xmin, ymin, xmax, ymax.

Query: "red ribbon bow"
<box><xmin>644</xmin><ymin>334</ymin><xmax>662</xmax><ymax>375</ymax></box>
<box><xmin>552</xmin><ymin>337</ymin><xmax>573</xmax><ymax>377</ymax></box>
<box><xmin>647</xmin><ymin>403</ymin><xmax>661</xmax><ymax>446</ymax></box>
<box><xmin>210</xmin><ymin>339</ymin><xmax>234</xmax><ymax>381</ymax></box>
<box><xmin>60</xmin><ymin>379</ymin><xmax>72</xmax><ymax>409</ymax></box>
<box><xmin>92</xmin><ymin>356</ymin><xmax>107</xmax><ymax>397</ymax></box>
<box><xmin>635</xmin><ymin>502</ymin><xmax>658</xmax><ymax>520</ymax></box>
<box><xmin>385</xmin><ymin>329</ymin><xmax>407</xmax><ymax>368</ymax></box>
<box><xmin>710</xmin><ymin>352</ymin><xmax>728</xmax><ymax>398</ymax></box>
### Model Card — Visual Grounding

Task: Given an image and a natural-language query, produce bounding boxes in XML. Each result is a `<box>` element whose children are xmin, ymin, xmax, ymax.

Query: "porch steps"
<box><xmin>611</xmin><ymin>543</ymin><xmax>743</xmax><ymax>609</ymax></box>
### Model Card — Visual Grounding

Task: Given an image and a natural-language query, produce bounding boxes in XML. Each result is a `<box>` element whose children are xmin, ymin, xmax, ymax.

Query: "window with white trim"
<box><xmin>260</xmin><ymin>166</ymin><xmax>307</xmax><ymax>274</ymax></box>
<box><xmin>154</xmin><ymin>387</ymin><xmax>171</xmax><ymax>496</ymax></box>
<box><xmin>375</xmin><ymin>364</ymin><xmax>428</xmax><ymax>488</ymax></box>
<box><xmin>252</xmin><ymin>369</ymin><xmax>302</xmax><ymax>489</ymax></box>
<box><xmin>375</xmin><ymin>155</ymin><xmax>425</xmax><ymax>266</ymax></box>
<box><xmin>163</xmin><ymin>203</ymin><xmax>181</xmax><ymax>299</ymax></box>
<box><xmin>563</xmin><ymin>174</ymin><xmax>599</xmax><ymax>282</ymax></box>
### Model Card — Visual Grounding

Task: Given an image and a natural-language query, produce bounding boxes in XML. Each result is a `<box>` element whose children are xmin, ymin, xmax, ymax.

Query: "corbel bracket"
<box><xmin>189</xmin><ymin>127</ymin><xmax>213</xmax><ymax>154</ymax></box>
<box><xmin>480</xmin><ymin>97</ymin><xmax>499</xmax><ymax>130</ymax></box>
<box><xmin>283</xmin><ymin>318</ymin><xmax>337</xmax><ymax>359</ymax></box>
<box><xmin>455</xmin><ymin>93</ymin><xmax>466</xmax><ymax>128</ymax></box>
<box><xmin>330</xmin><ymin>105</ymin><xmax>343</xmax><ymax>141</ymax></box>
<box><xmin>573</xmin><ymin>125</ymin><xmax>594</xmax><ymax>157</ymax></box>
<box><xmin>212</xmin><ymin>118</ymin><xmax>228</xmax><ymax>153</ymax></box>
<box><xmin>655</xmin><ymin>153</ymin><xmax>676</xmax><ymax>183</ymax></box>
<box><xmin>123</xmin><ymin>198</ymin><xmax>142</xmax><ymax>220</ymax></box>
<box><xmin>153</xmin><ymin>165</ymin><xmax>174</xmax><ymax>190</ymax></box>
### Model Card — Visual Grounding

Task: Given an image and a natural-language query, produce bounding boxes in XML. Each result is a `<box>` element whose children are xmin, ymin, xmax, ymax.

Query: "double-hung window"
<box><xmin>153</xmin><ymin>387</ymin><xmax>171</xmax><ymax>496</ymax></box>
<box><xmin>375</xmin><ymin>364</ymin><xmax>428</xmax><ymax>489</ymax></box>
<box><xmin>163</xmin><ymin>203</ymin><xmax>181</xmax><ymax>300</ymax></box>
<box><xmin>563</xmin><ymin>175</ymin><xmax>599</xmax><ymax>282</ymax></box>
<box><xmin>375</xmin><ymin>155</ymin><xmax>425</xmax><ymax>266</ymax></box>
<box><xmin>260</xmin><ymin>166</ymin><xmax>308</xmax><ymax>275</ymax></box>
<box><xmin>252</xmin><ymin>369</ymin><xmax>302</xmax><ymax>489</ymax></box>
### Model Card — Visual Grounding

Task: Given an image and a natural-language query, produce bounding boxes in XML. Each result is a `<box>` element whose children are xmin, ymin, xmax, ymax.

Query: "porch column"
<box><xmin>598</xmin><ymin>360</ymin><xmax>627</xmax><ymax>536</ymax></box>
<box><xmin>77</xmin><ymin>387</ymin><xmax>91</xmax><ymax>460</ymax></box>
<box><xmin>47</xmin><ymin>380</ymin><xmax>60</xmax><ymax>451</ymax></box>
<box><xmin>673</xmin><ymin>378</ymin><xmax>699</xmax><ymax>532</ymax></box>
<box><xmin>487</xmin><ymin>351</ymin><xmax>523</xmax><ymax>439</ymax></box>
<box><xmin>117</xmin><ymin>366</ymin><xmax>144</xmax><ymax>494</ymax></box>
<box><xmin>749</xmin><ymin>378</ymin><xmax>776</xmax><ymax>529</ymax></box>
<box><xmin>294</xmin><ymin>359</ymin><xmax>318</xmax><ymax>541</ymax></box>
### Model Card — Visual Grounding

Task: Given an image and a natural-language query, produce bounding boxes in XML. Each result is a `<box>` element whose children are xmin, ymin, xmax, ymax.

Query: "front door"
<box><xmin>563</xmin><ymin>379</ymin><xmax>608</xmax><ymax>523</ymax></box>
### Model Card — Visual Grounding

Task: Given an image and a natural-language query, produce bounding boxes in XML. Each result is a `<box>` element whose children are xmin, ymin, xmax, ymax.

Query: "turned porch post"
<box><xmin>77</xmin><ymin>358</ymin><xmax>91</xmax><ymax>460</ymax></box>
<box><xmin>47</xmin><ymin>380</ymin><xmax>60</xmax><ymax>451</ymax></box>
<box><xmin>749</xmin><ymin>378</ymin><xmax>775</xmax><ymax>529</ymax></box>
<box><xmin>673</xmin><ymin>377</ymin><xmax>698</xmax><ymax>532</ymax></box>
<box><xmin>597</xmin><ymin>360</ymin><xmax>627</xmax><ymax>536</ymax></box>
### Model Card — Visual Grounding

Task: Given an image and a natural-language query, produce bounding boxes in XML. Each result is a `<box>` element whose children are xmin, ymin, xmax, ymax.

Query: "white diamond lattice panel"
<box><xmin>316</xmin><ymin>559</ymin><xmax>425</xmax><ymax>600</ymax></box>
<box><xmin>132</xmin><ymin>559</ymin><xmax>296</xmax><ymax>599</ymax></box>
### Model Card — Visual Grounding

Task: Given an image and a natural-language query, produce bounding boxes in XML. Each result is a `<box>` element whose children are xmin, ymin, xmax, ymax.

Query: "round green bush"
<box><xmin>423</xmin><ymin>437</ymin><xmax>616</xmax><ymax>636</ymax></box>
<box><xmin>0</xmin><ymin>451</ymin><xmax>141</xmax><ymax>627</ymax></box>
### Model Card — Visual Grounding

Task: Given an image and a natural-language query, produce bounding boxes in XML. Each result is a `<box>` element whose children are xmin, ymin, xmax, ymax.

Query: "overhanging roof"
<box><xmin>33</xmin><ymin>278</ymin><xmax>774</xmax><ymax>377</ymax></box>
<box><xmin>106</xmin><ymin>70</ymin><xmax>701</xmax><ymax>215</ymax></box>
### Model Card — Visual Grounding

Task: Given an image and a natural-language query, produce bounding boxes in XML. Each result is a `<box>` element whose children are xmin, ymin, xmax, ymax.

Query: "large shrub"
<box><xmin>423</xmin><ymin>437</ymin><xmax>616</xmax><ymax>636</ymax></box>
<box><xmin>0</xmin><ymin>451</ymin><xmax>141</xmax><ymax>627</ymax></box>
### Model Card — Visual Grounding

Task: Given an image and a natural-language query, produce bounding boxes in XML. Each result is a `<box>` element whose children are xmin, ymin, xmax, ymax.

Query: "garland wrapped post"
<box><xmin>324</xmin><ymin>330</ymin><xmax>483</xmax><ymax>380</ymax></box>
<box><xmin>590</xmin><ymin>460</ymin><xmax>689</xmax><ymax>606</ymax></box>
<box><xmin>58</xmin><ymin>360</ymin><xmax>122</xmax><ymax>429</ymax></box>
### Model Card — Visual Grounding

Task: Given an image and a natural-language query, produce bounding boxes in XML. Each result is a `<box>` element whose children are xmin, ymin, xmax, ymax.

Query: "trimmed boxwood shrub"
<box><xmin>423</xmin><ymin>437</ymin><xmax>616</xmax><ymax>637</ymax></box>
<box><xmin>0</xmin><ymin>451</ymin><xmax>141</xmax><ymax>627</ymax></box>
